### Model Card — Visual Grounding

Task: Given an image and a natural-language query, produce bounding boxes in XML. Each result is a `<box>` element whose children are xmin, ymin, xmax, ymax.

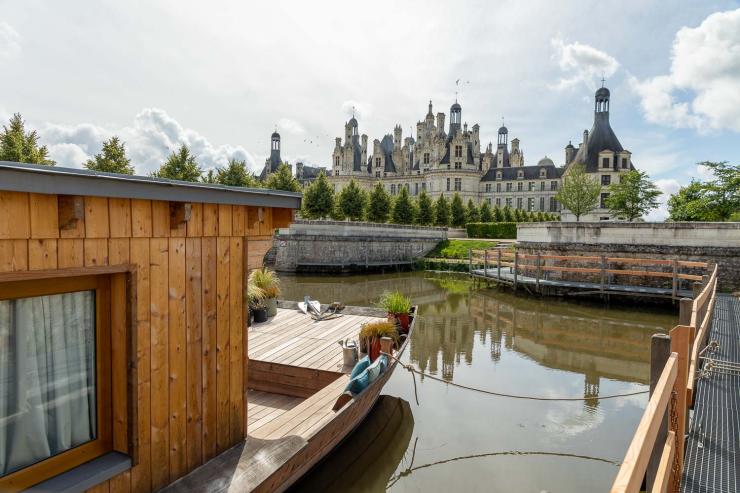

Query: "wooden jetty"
<box><xmin>610</xmin><ymin>264</ymin><xmax>727</xmax><ymax>493</ymax></box>
<box><xmin>469</xmin><ymin>247</ymin><xmax>708</xmax><ymax>300</ymax></box>
<box><xmin>162</xmin><ymin>303</ymin><xmax>416</xmax><ymax>493</ymax></box>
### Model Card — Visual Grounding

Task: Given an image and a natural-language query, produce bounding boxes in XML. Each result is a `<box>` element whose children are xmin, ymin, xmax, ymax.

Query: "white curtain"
<box><xmin>0</xmin><ymin>290</ymin><xmax>96</xmax><ymax>477</ymax></box>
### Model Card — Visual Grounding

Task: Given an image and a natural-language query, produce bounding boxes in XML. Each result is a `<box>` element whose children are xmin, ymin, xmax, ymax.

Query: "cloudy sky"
<box><xmin>1</xmin><ymin>0</ymin><xmax>739</xmax><ymax>218</ymax></box>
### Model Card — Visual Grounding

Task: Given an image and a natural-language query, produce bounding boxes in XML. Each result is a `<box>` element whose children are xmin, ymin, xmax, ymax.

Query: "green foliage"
<box><xmin>152</xmin><ymin>144</ymin><xmax>202</xmax><ymax>182</ymax></box>
<box><xmin>427</xmin><ymin>239</ymin><xmax>498</xmax><ymax>259</ymax></box>
<box><xmin>213</xmin><ymin>158</ymin><xmax>260</xmax><ymax>187</ymax></box>
<box><xmin>668</xmin><ymin>162</ymin><xmax>739</xmax><ymax>221</ymax></box>
<box><xmin>265</xmin><ymin>163</ymin><xmax>301</xmax><ymax>192</ymax></box>
<box><xmin>502</xmin><ymin>206</ymin><xmax>514</xmax><ymax>222</ymax></box>
<box><xmin>434</xmin><ymin>194</ymin><xmax>450</xmax><ymax>226</ymax></box>
<box><xmin>0</xmin><ymin>113</ymin><xmax>55</xmax><ymax>165</ymax></box>
<box><xmin>556</xmin><ymin>163</ymin><xmax>601</xmax><ymax>221</ymax></box>
<box><xmin>376</xmin><ymin>291</ymin><xmax>412</xmax><ymax>315</ymax></box>
<box><xmin>493</xmin><ymin>205</ymin><xmax>504</xmax><ymax>222</ymax></box>
<box><xmin>466</xmin><ymin>222</ymin><xmax>518</xmax><ymax>239</ymax></box>
<box><xmin>338</xmin><ymin>179</ymin><xmax>367</xmax><ymax>221</ymax></box>
<box><xmin>514</xmin><ymin>208</ymin><xmax>524</xmax><ymax>222</ymax></box>
<box><xmin>605</xmin><ymin>169</ymin><xmax>662</xmax><ymax>221</ymax></box>
<box><xmin>367</xmin><ymin>182</ymin><xmax>392</xmax><ymax>223</ymax></box>
<box><xmin>391</xmin><ymin>186</ymin><xmax>416</xmax><ymax>224</ymax></box>
<box><xmin>450</xmin><ymin>193</ymin><xmax>466</xmax><ymax>227</ymax></box>
<box><xmin>248</xmin><ymin>267</ymin><xmax>281</xmax><ymax>298</ymax></box>
<box><xmin>465</xmin><ymin>199</ymin><xmax>480</xmax><ymax>224</ymax></box>
<box><xmin>84</xmin><ymin>136</ymin><xmax>133</xmax><ymax>174</ymax></box>
<box><xmin>416</xmin><ymin>190</ymin><xmax>434</xmax><ymax>226</ymax></box>
<box><xmin>302</xmin><ymin>171</ymin><xmax>334</xmax><ymax>219</ymax></box>
<box><xmin>479</xmin><ymin>201</ymin><xmax>493</xmax><ymax>223</ymax></box>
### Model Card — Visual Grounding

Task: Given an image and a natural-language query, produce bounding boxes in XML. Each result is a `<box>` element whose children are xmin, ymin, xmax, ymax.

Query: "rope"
<box><xmin>382</xmin><ymin>352</ymin><xmax>649</xmax><ymax>402</ymax></box>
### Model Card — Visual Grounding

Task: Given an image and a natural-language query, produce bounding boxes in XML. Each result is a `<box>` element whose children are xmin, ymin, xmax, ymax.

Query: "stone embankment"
<box><xmin>516</xmin><ymin>222</ymin><xmax>740</xmax><ymax>291</ymax></box>
<box><xmin>273</xmin><ymin>220</ymin><xmax>447</xmax><ymax>272</ymax></box>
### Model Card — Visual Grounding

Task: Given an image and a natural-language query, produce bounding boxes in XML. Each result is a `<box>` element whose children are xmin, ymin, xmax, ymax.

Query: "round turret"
<box><xmin>348</xmin><ymin>117</ymin><xmax>358</xmax><ymax>127</ymax></box>
<box><xmin>537</xmin><ymin>156</ymin><xmax>554</xmax><ymax>167</ymax></box>
<box><xmin>271</xmin><ymin>131</ymin><xmax>280</xmax><ymax>139</ymax></box>
<box><xmin>498</xmin><ymin>126</ymin><xmax>508</xmax><ymax>135</ymax></box>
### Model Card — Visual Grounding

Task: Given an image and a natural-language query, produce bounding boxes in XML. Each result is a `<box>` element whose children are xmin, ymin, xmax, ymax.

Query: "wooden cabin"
<box><xmin>0</xmin><ymin>162</ymin><xmax>300</xmax><ymax>492</ymax></box>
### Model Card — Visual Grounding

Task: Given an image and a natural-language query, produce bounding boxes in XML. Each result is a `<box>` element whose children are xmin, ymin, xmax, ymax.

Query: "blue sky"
<box><xmin>1</xmin><ymin>0</ymin><xmax>739</xmax><ymax>218</ymax></box>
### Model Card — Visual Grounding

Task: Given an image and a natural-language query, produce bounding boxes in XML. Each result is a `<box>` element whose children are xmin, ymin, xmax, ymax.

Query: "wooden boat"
<box><xmin>163</xmin><ymin>304</ymin><xmax>417</xmax><ymax>493</ymax></box>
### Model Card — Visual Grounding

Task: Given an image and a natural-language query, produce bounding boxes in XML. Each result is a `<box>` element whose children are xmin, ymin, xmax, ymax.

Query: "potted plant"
<box><xmin>359</xmin><ymin>320</ymin><xmax>398</xmax><ymax>361</ymax></box>
<box><xmin>377</xmin><ymin>291</ymin><xmax>413</xmax><ymax>332</ymax></box>
<box><xmin>248</xmin><ymin>283</ymin><xmax>267</xmax><ymax>323</ymax></box>
<box><xmin>248</xmin><ymin>268</ymin><xmax>281</xmax><ymax>318</ymax></box>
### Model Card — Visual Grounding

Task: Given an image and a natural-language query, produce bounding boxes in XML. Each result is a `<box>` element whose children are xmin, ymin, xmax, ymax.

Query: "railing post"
<box><xmin>671</xmin><ymin>260</ymin><xmax>678</xmax><ymax>300</ymax></box>
<box><xmin>600</xmin><ymin>255</ymin><xmax>606</xmax><ymax>293</ymax></box>
<box><xmin>497</xmin><ymin>249</ymin><xmax>501</xmax><ymax>281</ymax></box>
<box><xmin>678</xmin><ymin>298</ymin><xmax>693</xmax><ymax>327</ymax></box>
<box><xmin>484</xmin><ymin>249</ymin><xmax>488</xmax><ymax>277</ymax></box>
<box><xmin>669</xmin><ymin>325</ymin><xmax>691</xmax><ymax>491</ymax></box>
<box><xmin>692</xmin><ymin>281</ymin><xmax>702</xmax><ymax>298</ymax></box>
<box><xmin>647</xmin><ymin>334</ymin><xmax>671</xmax><ymax>492</ymax></box>
<box><xmin>536</xmin><ymin>253</ymin><xmax>541</xmax><ymax>291</ymax></box>
<box><xmin>513</xmin><ymin>251</ymin><xmax>518</xmax><ymax>290</ymax></box>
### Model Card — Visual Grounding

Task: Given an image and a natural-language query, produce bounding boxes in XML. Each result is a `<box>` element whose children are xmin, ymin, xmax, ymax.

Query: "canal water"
<box><xmin>282</xmin><ymin>271</ymin><xmax>676</xmax><ymax>493</ymax></box>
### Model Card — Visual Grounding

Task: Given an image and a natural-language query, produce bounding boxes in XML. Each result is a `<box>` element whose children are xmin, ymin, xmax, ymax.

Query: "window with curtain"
<box><xmin>0</xmin><ymin>290</ymin><xmax>97</xmax><ymax>477</ymax></box>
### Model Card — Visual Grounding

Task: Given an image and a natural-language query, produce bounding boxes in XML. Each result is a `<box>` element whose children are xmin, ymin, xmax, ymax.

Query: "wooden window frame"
<box><xmin>0</xmin><ymin>273</ymin><xmax>121</xmax><ymax>491</ymax></box>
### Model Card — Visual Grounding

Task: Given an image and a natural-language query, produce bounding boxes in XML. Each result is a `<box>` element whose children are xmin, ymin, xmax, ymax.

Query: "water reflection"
<box><xmin>280</xmin><ymin>271</ymin><xmax>676</xmax><ymax>492</ymax></box>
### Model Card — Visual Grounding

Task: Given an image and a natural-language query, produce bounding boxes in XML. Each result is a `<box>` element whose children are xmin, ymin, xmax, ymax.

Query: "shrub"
<box><xmin>466</xmin><ymin>222</ymin><xmax>517</xmax><ymax>239</ymax></box>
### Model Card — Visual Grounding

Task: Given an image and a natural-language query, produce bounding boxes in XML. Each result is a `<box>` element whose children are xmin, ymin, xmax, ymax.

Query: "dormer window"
<box><xmin>517</xmin><ymin>170</ymin><xmax>524</xmax><ymax>179</ymax></box>
<box><xmin>496</xmin><ymin>171</ymin><xmax>502</xmax><ymax>180</ymax></box>
<box><xmin>540</xmin><ymin>168</ymin><xmax>546</xmax><ymax>178</ymax></box>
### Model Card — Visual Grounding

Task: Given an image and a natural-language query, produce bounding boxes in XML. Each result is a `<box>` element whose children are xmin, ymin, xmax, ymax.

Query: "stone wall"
<box><xmin>274</xmin><ymin>220</ymin><xmax>447</xmax><ymax>272</ymax></box>
<box><xmin>517</xmin><ymin>222</ymin><xmax>740</xmax><ymax>292</ymax></box>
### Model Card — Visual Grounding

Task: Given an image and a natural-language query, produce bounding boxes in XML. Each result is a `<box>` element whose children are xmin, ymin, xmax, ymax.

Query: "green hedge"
<box><xmin>466</xmin><ymin>222</ymin><xmax>517</xmax><ymax>239</ymax></box>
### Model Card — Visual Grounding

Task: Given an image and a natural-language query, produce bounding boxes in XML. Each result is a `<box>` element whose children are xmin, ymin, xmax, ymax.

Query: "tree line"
<box><xmin>0</xmin><ymin>113</ymin><xmax>301</xmax><ymax>192</ymax></box>
<box><xmin>301</xmin><ymin>172</ymin><xmax>560</xmax><ymax>227</ymax></box>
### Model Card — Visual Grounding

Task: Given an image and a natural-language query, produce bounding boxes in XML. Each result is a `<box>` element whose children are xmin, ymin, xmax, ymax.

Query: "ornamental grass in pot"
<box><xmin>359</xmin><ymin>320</ymin><xmax>399</xmax><ymax>361</ymax></box>
<box><xmin>248</xmin><ymin>283</ymin><xmax>268</xmax><ymax>324</ymax></box>
<box><xmin>249</xmin><ymin>268</ymin><xmax>281</xmax><ymax>318</ymax></box>
<box><xmin>377</xmin><ymin>291</ymin><xmax>413</xmax><ymax>332</ymax></box>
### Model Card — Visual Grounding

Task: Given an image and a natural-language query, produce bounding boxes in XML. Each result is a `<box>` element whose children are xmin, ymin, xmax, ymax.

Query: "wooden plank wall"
<box><xmin>0</xmin><ymin>192</ymin><xmax>292</xmax><ymax>493</ymax></box>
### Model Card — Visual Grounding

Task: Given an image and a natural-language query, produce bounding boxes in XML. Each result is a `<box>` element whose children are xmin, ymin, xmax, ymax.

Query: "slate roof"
<box><xmin>481</xmin><ymin>163</ymin><xmax>564</xmax><ymax>181</ymax></box>
<box><xmin>380</xmin><ymin>135</ymin><xmax>397</xmax><ymax>173</ymax></box>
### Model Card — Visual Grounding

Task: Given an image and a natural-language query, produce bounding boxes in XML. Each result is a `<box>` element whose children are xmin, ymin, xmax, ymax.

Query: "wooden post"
<box><xmin>600</xmin><ymin>255</ymin><xmax>606</xmax><ymax>293</ymax></box>
<box><xmin>646</xmin><ymin>334</ymin><xmax>671</xmax><ymax>492</ymax></box>
<box><xmin>535</xmin><ymin>253</ymin><xmax>541</xmax><ymax>291</ymax></box>
<box><xmin>497</xmin><ymin>249</ymin><xmax>501</xmax><ymax>281</ymax></box>
<box><xmin>484</xmin><ymin>249</ymin><xmax>488</xmax><ymax>277</ymax></box>
<box><xmin>678</xmin><ymin>298</ymin><xmax>693</xmax><ymax>327</ymax></box>
<box><xmin>380</xmin><ymin>336</ymin><xmax>393</xmax><ymax>357</ymax></box>
<box><xmin>513</xmin><ymin>251</ymin><xmax>518</xmax><ymax>289</ymax></box>
<box><xmin>692</xmin><ymin>281</ymin><xmax>702</xmax><ymax>298</ymax></box>
<box><xmin>671</xmin><ymin>260</ymin><xmax>678</xmax><ymax>300</ymax></box>
<box><xmin>670</xmin><ymin>325</ymin><xmax>691</xmax><ymax>489</ymax></box>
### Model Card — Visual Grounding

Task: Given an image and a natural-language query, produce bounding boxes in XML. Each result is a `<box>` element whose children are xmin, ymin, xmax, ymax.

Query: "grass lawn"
<box><xmin>426</xmin><ymin>239</ymin><xmax>498</xmax><ymax>259</ymax></box>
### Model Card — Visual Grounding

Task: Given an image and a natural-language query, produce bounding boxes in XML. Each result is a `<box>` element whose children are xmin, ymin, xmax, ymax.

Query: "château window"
<box><xmin>375</xmin><ymin>171</ymin><xmax>380</xmax><ymax>178</ymax></box>
<box><xmin>602</xmin><ymin>157</ymin><xmax>610</xmax><ymax>168</ymax></box>
<box><xmin>446</xmin><ymin>178</ymin><xmax>450</xmax><ymax>191</ymax></box>
<box><xmin>391</xmin><ymin>184</ymin><xmax>396</xmax><ymax>195</ymax></box>
<box><xmin>621</xmin><ymin>157</ymin><xmax>628</xmax><ymax>169</ymax></box>
<box><xmin>550</xmin><ymin>197</ymin><xmax>557</xmax><ymax>212</ymax></box>
<box><xmin>528</xmin><ymin>198</ymin><xmax>535</xmax><ymax>211</ymax></box>
<box><xmin>423</xmin><ymin>153</ymin><xmax>430</xmax><ymax>164</ymax></box>
<box><xmin>600</xmin><ymin>192</ymin><xmax>609</xmax><ymax>208</ymax></box>
<box><xmin>422</xmin><ymin>182</ymin><xmax>426</xmax><ymax>191</ymax></box>
<box><xmin>506</xmin><ymin>183</ymin><xmax>512</xmax><ymax>192</ymax></box>
<box><xmin>455</xmin><ymin>162</ymin><xmax>462</xmax><ymax>169</ymax></box>
<box><xmin>496</xmin><ymin>172</ymin><xmax>502</xmax><ymax>180</ymax></box>
<box><xmin>335</xmin><ymin>170</ymin><xmax>339</xmax><ymax>176</ymax></box>
<box><xmin>335</xmin><ymin>157</ymin><xmax>339</xmax><ymax>167</ymax></box>
<box><xmin>550</xmin><ymin>181</ymin><xmax>558</xmax><ymax>191</ymax></box>
<box><xmin>496</xmin><ymin>183</ymin><xmax>501</xmax><ymax>193</ymax></box>
<box><xmin>415</xmin><ymin>183</ymin><xmax>419</xmax><ymax>195</ymax></box>
<box><xmin>455</xmin><ymin>145</ymin><xmax>463</xmax><ymax>158</ymax></box>
<box><xmin>528</xmin><ymin>182</ymin><xmax>535</xmax><ymax>191</ymax></box>
<box><xmin>540</xmin><ymin>181</ymin><xmax>545</xmax><ymax>191</ymax></box>
<box><xmin>375</xmin><ymin>158</ymin><xmax>381</xmax><ymax>168</ymax></box>
<box><xmin>0</xmin><ymin>276</ymin><xmax>113</xmax><ymax>490</ymax></box>
<box><xmin>517</xmin><ymin>171</ymin><xmax>523</xmax><ymax>179</ymax></box>
<box><xmin>540</xmin><ymin>197</ymin><xmax>545</xmax><ymax>211</ymax></box>
<box><xmin>506</xmin><ymin>198</ymin><xmax>512</xmax><ymax>207</ymax></box>
<box><xmin>517</xmin><ymin>182</ymin><xmax>523</xmax><ymax>192</ymax></box>
<box><xmin>517</xmin><ymin>198</ymin><xmax>523</xmax><ymax>209</ymax></box>
<box><xmin>601</xmin><ymin>175</ymin><xmax>611</xmax><ymax>186</ymax></box>
<box><xmin>487</xmin><ymin>198</ymin><xmax>492</xmax><ymax>205</ymax></box>
<box><xmin>495</xmin><ymin>198</ymin><xmax>501</xmax><ymax>207</ymax></box>
<box><xmin>454</xmin><ymin>178</ymin><xmax>462</xmax><ymax>191</ymax></box>
<box><xmin>485</xmin><ymin>183</ymin><xmax>491</xmax><ymax>193</ymax></box>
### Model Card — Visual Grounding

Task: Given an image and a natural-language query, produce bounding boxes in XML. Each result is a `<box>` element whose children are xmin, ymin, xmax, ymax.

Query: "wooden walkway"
<box><xmin>682</xmin><ymin>294</ymin><xmax>740</xmax><ymax>493</ymax></box>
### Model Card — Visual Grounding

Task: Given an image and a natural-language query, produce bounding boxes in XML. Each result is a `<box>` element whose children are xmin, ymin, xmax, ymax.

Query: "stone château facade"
<box><xmin>327</xmin><ymin>85</ymin><xmax>636</xmax><ymax>221</ymax></box>
<box><xmin>259</xmin><ymin>131</ymin><xmax>326</xmax><ymax>186</ymax></box>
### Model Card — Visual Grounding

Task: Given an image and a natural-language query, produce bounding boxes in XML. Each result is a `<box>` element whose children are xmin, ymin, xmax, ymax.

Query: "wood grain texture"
<box><xmin>202</xmin><ymin>204</ymin><xmax>218</xmax><ymax>237</ymax></box>
<box><xmin>0</xmin><ymin>240</ymin><xmax>27</xmax><ymax>272</ymax></box>
<box><xmin>84</xmin><ymin>238</ymin><xmax>109</xmax><ymax>266</ymax></box>
<box><xmin>131</xmin><ymin>200</ymin><xmax>153</xmax><ymax>238</ymax></box>
<box><xmin>218</xmin><ymin>205</ymin><xmax>232</xmax><ymax>237</ymax></box>
<box><xmin>229</xmin><ymin>237</ymin><xmax>244</xmax><ymax>444</ymax></box>
<box><xmin>85</xmin><ymin>197</ymin><xmax>110</xmax><ymax>238</ymax></box>
<box><xmin>186</xmin><ymin>203</ymin><xmax>203</xmax><ymax>238</ymax></box>
<box><xmin>232</xmin><ymin>206</ymin><xmax>246</xmax><ymax>237</ymax></box>
<box><xmin>29</xmin><ymin>193</ymin><xmax>59</xmax><ymax>239</ymax></box>
<box><xmin>109</xmin><ymin>199</ymin><xmax>132</xmax><ymax>238</ymax></box>
<box><xmin>215</xmin><ymin>237</ymin><xmax>230</xmax><ymax>452</ymax></box>
<box><xmin>0</xmin><ymin>192</ymin><xmax>30</xmax><ymax>239</ymax></box>
<box><xmin>58</xmin><ymin>239</ymin><xmax>84</xmax><ymax>269</ymax></box>
<box><xmin>29</xmin><ymin>239</ymin><xmax>57</xmax><ymax>270</ymax></box>
<box><xmin>152</xmin><ymin>201</ymin><xmax>170</xmax><ymax>238</ymax></box>
<box><xmin>185</xmin><ymin>238</ymin><xmax>203</xmax><ymax>471</ymax></box>
<box><xmin>201</xmin><ymin>237</ymin><xmax>218</xmax><ymax>461</ymax></box>
<box><xmin>168</xmin><ymin>237</ymin><xmax>187</xmax><ymax>481</ymax></box>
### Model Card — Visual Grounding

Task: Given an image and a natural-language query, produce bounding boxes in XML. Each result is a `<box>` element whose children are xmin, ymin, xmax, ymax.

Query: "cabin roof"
<box><xmin>0</xmin><ymin>161</ymin><xmax>302</xmax><ymax>209</ymax></box>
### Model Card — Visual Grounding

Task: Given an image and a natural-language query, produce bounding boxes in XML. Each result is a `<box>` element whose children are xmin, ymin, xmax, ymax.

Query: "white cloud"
<box><xmin>550</xmin><ymin>35</ymin><xmax>619</xmax><ymax>91</ymax></box>
<box><xmin>646</xmin><ymin>178</ymin><xmax>681</xmax><ymax>221</ymax></box>
<box><xmin>277</xmin><ymin>118</ymin><xmax>305</xmax><ymax>135</ymax></box>
<box><xmin>630</xmin><ymin>8</ymin><xmax>740</xmax><ymax>132</ymax></box>
<box><xmin>41</xmin><ymin>108</ymin><xmax>257</xmax><ymax>173</ymax></box>
<box><xmin>341</xmin><ymin>100</ymin><xmax>373</xmax><ymax>120</ymax></box>
<box><xmin>0</xmin><ymin>22</ymin><xmax>20</xmax><ymax>61</ymax></box>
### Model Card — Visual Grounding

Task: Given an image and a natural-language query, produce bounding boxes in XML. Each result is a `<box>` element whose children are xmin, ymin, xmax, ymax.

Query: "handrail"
<box><xmin>686</xmin><ymin>264</ymin><xmax>718</xmax><ymax>403</ymax></box>
<box><xmin>611</xmin><ymin>354</ymin><xmax>678</xmax><ymax>493</ymax></box>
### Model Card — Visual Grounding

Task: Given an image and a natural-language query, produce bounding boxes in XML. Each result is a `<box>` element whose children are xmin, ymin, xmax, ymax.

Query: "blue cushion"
<box><xmin>345</xmin><ymin>355</ymin><xmax>388</xmax><ymax>395</ymax></box>
<box><xmin>349</xmin><ymin>356</ymin><xmax>370</xmax><ymax>380</ymax></box>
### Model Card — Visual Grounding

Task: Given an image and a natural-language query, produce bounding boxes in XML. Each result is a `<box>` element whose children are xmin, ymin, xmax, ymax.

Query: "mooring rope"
<box><xmin>382</xmin><ymin>352</ymin><xmax>649</xmax><ymax>402</ymax></box>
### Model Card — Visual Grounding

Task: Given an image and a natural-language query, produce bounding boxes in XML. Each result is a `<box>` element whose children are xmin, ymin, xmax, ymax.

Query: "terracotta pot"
<box><xmin>389</xmin><ymin>312</ymin><xmax>411</xmax><ymax>333</ymax></box>
<box><xmin>369</xmin><ymin>337</ymin><xmax>381</xmax><ymax>361</ymax></box>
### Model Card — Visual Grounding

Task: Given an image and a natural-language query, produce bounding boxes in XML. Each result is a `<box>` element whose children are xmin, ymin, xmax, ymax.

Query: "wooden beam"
<box><xmin>647</xmin><ymin>334</ymin><xmax>671</xmax><ymax>491</ymax></box>
<box><xmin>58</xmin><ymin>195</ymin><xmax>85</xmax><ymax>230</ymax></box>
<box><xmin>651</xmin><ymin>431</ymin><xmax>676</xmax><ymax>493</ymax></box>
<box><xmin>169</xmin><ymin>202</ymin><xmax>192</xmax><ymax>228</ymax></box>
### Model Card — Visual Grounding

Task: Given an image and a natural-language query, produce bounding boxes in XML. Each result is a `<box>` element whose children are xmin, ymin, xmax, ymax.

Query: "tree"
<box><xmin>201</xmin><ymin>169</ymin><xmax>217</xmax><ymax>183</ymax></box>
<box><xmin>493</xmin><ymin>205</ymin><xmax>504</xmax><ymax>222</ymax></box>
<box><xmin>434</xmin><ymin>194</ymin><xmax>450</xmax><ymax>226</ymax></box>
<box><xmin>266</xmin><ymin>163</ymin><xmax>301</xmax><ymax>192</ymax></box>
<box><xmin>416</xmin><ymin>190</ymin><xmax>434</xmax><ymax>225</ymax></box>
<box><xmin>152</xmin><ymin>144</ymin><xmax>202</xmax><ymax>182</ymax></box>
<box><xmin>0</xmin><ymin>113</ymin><xmax>55</xmax><ymax>165</ymax></box>
<box><xmin>367</xmin><ymin>182</ymin><xmax>392</xmax><ymax>223</ymax></box>
<box><xmin>465</xmin><ymin>199</ymin><xmax>480</xmax><ymax>224</ymax></box>
<box><xmin>502</xmin><ymin>206</ymin><xmax>514</xmax><ymax>222</ymax></box>
<box><xmin>213</xmin><ymin>158</ymin><xmax>260</xmax><ymax>187</ymax></box>
<box><xmin>667</xmin><ymin>180</ymin><xmax>710</xmax><ymax>221</ymax></box>
<box><xmin>700</xmin><ymin>161</ymin><xmax>740</xmax><ymax>221</ymax></box>
<box><xmin>302</xmin><ymin>171</ymin><xmax>334</xmax><ymax>219</ymax></box>
<box><xmin>605</xmin><ymin>169</ymin><xmax>662</xmax><ymax>221</ymax></box>
<box><xmin>556</xmin><ymin>163</ymin><xmax>601</xmax><ymax>221</ymax></box>
<box><xmin>450</xmin><ymin>193</ymin><xmax>466</xmax><ymax>227</ymax></box>
<box><xmin>391</xmin><ymin>187</ymin><xmax>416</xmax><ymax>224</ymax></box>
<box><xmin>479</xmin><ymin>201</ymin><xmax>493</xmax><ymax>223</ymax></box>
<box><xmin>338</xmin><ymin>179</ymin><xmax>367</xmax><ymax>221</ymax></box>
<box><xmin>84</xmin><ymin>136</ymin><xmax>133</xmax><ymax>174</ymax></box>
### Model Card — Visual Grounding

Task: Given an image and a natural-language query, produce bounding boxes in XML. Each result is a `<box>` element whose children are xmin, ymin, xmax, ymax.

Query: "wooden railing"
<box><xmin>610</xmin><ymin>264</ymin><xmax>719</xmax><ymax>493</ymax></box>
<box><xmin>469</xmin><ymin>248</ymin><xmax>708</xmax><ymax>299</ymax></box>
